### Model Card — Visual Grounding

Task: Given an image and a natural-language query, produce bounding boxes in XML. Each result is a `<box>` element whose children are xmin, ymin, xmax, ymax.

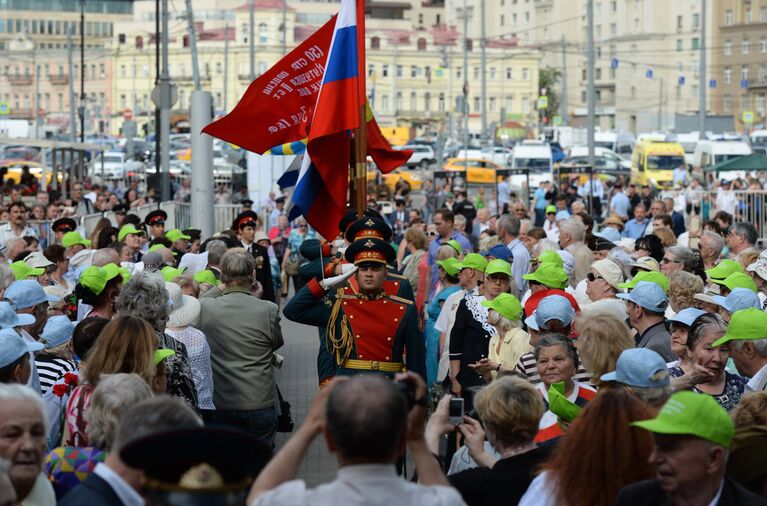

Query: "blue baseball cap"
<box><xmin>40</xmin><ymin>315</ymin><xmax>75</xmax><ymax>349</ymax></box>
<box><xmin>525</xmin><ymin>311</ymin><xmax>540</xmax><ymax>331</ymax></box>
<box><xmin>617</xmin><ymin>281</ymin><xmax>668</xmax><ymax>313</ymax></box>
<box><xmin>594</xmin><ymin>227</ymin><xmax>621</xmax><ymax>243</ymax></box>
<box><xmin>0</xmin><ymin>301</ymin><xmax>35</xmax><ymax>328</ymax></box>
<box><xmin>600</xmin><ymin>348</ymin><xmax>670</xmax><ymax>388</ymax></box>
<box><xmin>0</xmin><ymin>328</ymin><xmax>43</xmax><ymax>368</ymax></box>
<box><xmin>5</xmin><ymin>280</ymin><xmax>60</xmax><ymax>310</ymax></box>
<box><xmin>481</xmin><ymin>244</ymin><xmax>513</xmax><ymax>262</ymax></box>
<box><xmin>711</xmin><ymin>287</ymin><xmax>761</xmax><ymax>314</ymax></box>
<box><xmin>535</xmin><ymin>294</ymin><xmax>576</xmax><ymax>329</ymax></box>
<box><xmin>668</xmin><ymin>307</ymin><xmax>706</xmax><ymax>328</ymax></box>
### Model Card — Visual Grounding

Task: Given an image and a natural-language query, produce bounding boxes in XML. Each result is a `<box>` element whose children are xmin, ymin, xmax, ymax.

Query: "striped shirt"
<box><xmin>35</xmin><ymin>355</ymin><xmax>77</xmax><ymax>396</ymax></box>
<box><xmin>535</xmin><ymin>381</ymin><xmax>597</xmax><ymax>444</ymax></box>
<box><xmin>512</xmin><ymin>351</ymin><xmax>592</xmax><ymax>385</ymax></box>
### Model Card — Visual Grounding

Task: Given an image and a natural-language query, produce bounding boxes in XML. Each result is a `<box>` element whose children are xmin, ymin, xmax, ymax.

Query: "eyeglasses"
<box><xmin>587</xmin><ymin>272</ymin><xmax>605</xmax><ymax>282</ymax></box>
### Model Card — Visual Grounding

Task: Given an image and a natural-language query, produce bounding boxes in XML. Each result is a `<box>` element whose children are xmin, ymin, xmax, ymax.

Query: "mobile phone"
<box><xmin>448</xmin><ymin>398</ymin><xmax>464</xmax><ymax>426</ymax></box>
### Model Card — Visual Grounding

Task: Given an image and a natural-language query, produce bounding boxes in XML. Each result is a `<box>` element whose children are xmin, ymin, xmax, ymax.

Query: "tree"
<box><xmin>538</xmin><ymin>67</ymin><xmax>563</xmax><ymax>123</ymax></box>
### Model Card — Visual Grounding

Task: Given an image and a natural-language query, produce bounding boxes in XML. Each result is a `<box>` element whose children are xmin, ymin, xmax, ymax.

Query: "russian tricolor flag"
<box><xmin>288</xmin><ymin>0</ymin><xmax>365</xmax><ymax>239</ymax></box>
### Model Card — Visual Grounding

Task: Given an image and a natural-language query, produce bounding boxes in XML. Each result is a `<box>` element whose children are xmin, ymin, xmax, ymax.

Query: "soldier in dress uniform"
<box><xmin>51</xmin><ymin>217</ymin><xmax>77</xmax><ymax>245</ymax></box>
<box><xmin>232</xmin><ymin>210</ymin><xmax>276</xmax><ymax>303</ymax></box>
<box><xmin>284</xmin><ymin>234</ymin><xmax>426</xmax><ymax>387</ymax></box>
<box><xmin>144</xmin><ymin>209</ymin><xmax>168</xmax><ymax>241</ymax></box>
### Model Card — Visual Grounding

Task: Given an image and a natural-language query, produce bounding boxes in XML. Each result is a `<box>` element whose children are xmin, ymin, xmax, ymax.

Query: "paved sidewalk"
<box><xmin>274</xmin><ymin>311</ymin><xmax>338</xmax><ymax>486</ymax></box>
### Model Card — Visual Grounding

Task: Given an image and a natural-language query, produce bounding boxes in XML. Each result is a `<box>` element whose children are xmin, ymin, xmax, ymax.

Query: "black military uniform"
<box><xmin>232</xmin><ymin>210</ymin><xmax>276</xmax><ymax>303</ymax></box>
<box><xmin>52</xmin><ymin>218</ymin><xmax>78</xmax><ymax>245</ymax></box>
<box><xmin>144</xmin><ymin>209</ymin><xmax>168</xmax><ymax>240</ymax></box>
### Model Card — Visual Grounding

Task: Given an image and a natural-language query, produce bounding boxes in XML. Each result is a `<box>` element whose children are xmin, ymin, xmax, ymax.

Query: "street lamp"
<box><xmin>79</xmin><ymin>0</ymin><xmax>85</xmax><ymax>143</ymax></box>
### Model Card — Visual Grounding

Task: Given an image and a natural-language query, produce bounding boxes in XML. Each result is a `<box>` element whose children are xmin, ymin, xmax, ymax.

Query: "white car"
<box><xmin>90</xmin><ymin>151</ymin><xmax>127</xmax><ymax>180</ymax></box>
<box><xmin>567</xmin><ymin>146</ymin><xmax>631</xmax><ymax>171</ymax></box>
<box><xmin>395</xmin><ymin>144</ymin><xmax>435</xmax><ymax>168</ymax></box>
<box><xmin>457</xmin><ymin>146</ymin><xmax>512</xmax><ymax>166</ymax></box>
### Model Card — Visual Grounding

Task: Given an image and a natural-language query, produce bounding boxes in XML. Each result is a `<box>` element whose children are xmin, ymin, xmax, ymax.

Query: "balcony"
<box><xmin>48</xmin><ymin>74</ymin><xmax>69</xmax><ymax>85</ymax></box>
<box><xmin>172</xmin><ymin>75</ymin><xmax>212</xmax><ymax>83</ymax></box>
<box><xmin>7</xmin><ymin>75</ymin><xmax>33</xmax><ymax>86</ymax></box>
<box><xmin>8</xmin><ymin>108</ymin><xmax>34</xmax><ymax>119</ymax></box>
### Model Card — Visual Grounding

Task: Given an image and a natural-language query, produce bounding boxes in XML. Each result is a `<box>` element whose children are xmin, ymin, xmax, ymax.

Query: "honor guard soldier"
<box><xmin>144</xmin><ymin>210</ymin><xmax>168</xmax><ymax>241</ymax></box>
<box><xmin>284</xmin><ymin>234</ymin><xmax>426</xmax><ymax>386</ymax></box>
<box><xmin>51</xmin><ymin>218</ymin><xmax>77</xmax><ymax>245</ymax></box>
<box><xmin>232</xmin><ymin>210</ymin><xmax>276</xmax><ymax>303</ymax></box>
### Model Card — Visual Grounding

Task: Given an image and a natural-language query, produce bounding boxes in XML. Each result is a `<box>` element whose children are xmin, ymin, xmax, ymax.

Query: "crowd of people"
<box><xmin>0</xmin><ymin>173</ymin><xmax>767</xmax><ymax>506</ymax></box>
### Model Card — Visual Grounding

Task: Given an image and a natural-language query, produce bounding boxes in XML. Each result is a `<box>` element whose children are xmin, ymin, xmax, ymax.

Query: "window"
<box><xmin>742</xmin><ymin>94</ymin><xmax>749</xmax><ymax>110</ymax></box>
<box><xmin>490</xmin><ymin>67</ymin><xmax>496</xmax><ymax>80</ymax></box>
<box><xmin>410</xmin><ymin>91</ymin><xmax>417</xmax><ymax>110</ymax></box>
<box><xmin>762</xmin><ymin>7</ymin><xmax>767</xmax><ymax>21</ymax></box>
<box><xmin>631</xmin><ymin>86</ymin><xmax>636</xmax><ymax>98</ymax></box>
<box><xmin>757</xmin><ymin>94</ymin><xmax>765</xmax><ymax>114</ymax></box>
<box><xmin>743</xmin><ymin>38</ymin><xmax>750</xmax><ymax>54</ymax></box>
<box><xmin>692</xmin><ymin>13</ymin><xmax>700</xmax><ymax>29</ymax></box>
<box><xmin>725</xmin><ymin>10</ymin><xmax>733</xmax><ymax>26</ymax></box>
<box><xmin>371</xmin><ymin>37</ymin><xmax>380</xmax><ymax>49</ymax></box>
<box><xmin>473</xmin><ymin>96</ymin><xmax>480</xmax><ymax>111</ymax></box>
<box><xmin>596</xmin><ymin>2</ymin><xmax>602</xmax><ymax>15</ymax></box>
<box><xmin>760</xmin><ymin>64</ymin><xmax>767</xmax><ymax>83</ymax></box>
<box><xmin>761</xmin><ymin>38</ymin><xmax>767</xmax><ymax>53</ymax></box>
<box><xmin>241</xmin><ymin>23</ymin><xmax>248</xmax><ymax>44</ymax></box>
<box><xmin>501</xmin><ymin>14</ymin><xmax>505</xmax><ymax>25</ymax></box>
<box><xmin>596</xmin><ymin>68</ymin><xmax>602</xmax><ymax>80</ymax></box>
<box><xmin>676</xmin><ymin>85</ymin><xmax>682</xmax><ymax>98</ymax></box>
<box><xmin>595</xmin><ymin>90</ymin><xmax>602</xmax><ymax>102</ymax></box>
<box><xmin>724</xmin><ymin>66</ymin><xmax>732</xmax><ymax>84</ymax></box>
<box><xmin>691</xmin><ymin>38</ymin><xmax>699</xmax><ymax>50</ymax></box>
<box><xmin>382</xmin><ymin>65</ymin><xmax>388</xmax><ymax>77</ymax></box>
<box><xmin>130</xmin><ymin>64</ymin><xmax>136</xmax><ymax>78</ymax></box>
<box><xmin>120</xmin><ymin>94</ymin><xmax>126</xmax><ymax>109</ymax></box>
<box><xmin>396</xmin><ymin>92</ymin><xmax>402</xmax><ymax>110</ymax></box>
<box><xmin>57</xmin><ymin>93</ymin><xmax>63</xmax><ymax>110</ymax></box>
<box><xmin>676</xmin><ymin>15</ymin><xmax>682</xmax><ymax>31</ymax></box>
<box><xmin>216</xmin><ymin>62</ymin><xmax>222</xmax><ymax>74</ymax></box>
<box><xmin>610</xmin><ymin>23</ymin><xmax>616</xmax><ymax>36</ymax></box>
<box><xmin>424</xmin><ymin>92</ymin><xmax>431</xmax><ymax>111</ymax></box>
<box><xmin>473</xmin><ymin>67</ymin><xmax>479</xmax><ymax>79</ymax></box>
<box><xmin>439</xmin><ymin>92</ymin><xmax>445</xmax><ymax>112</ymax></box>
<box><xmin>724</xmin><ymin>40</ymin><xmax>732</xmax><ymax>56</ymax></box>
<box><xmin>411</xmin><ymin>65</ymin><xmax>418</xmax><ymax>78</ymax></box>
<box><xmin>396</xmin><ymin>65</ymin><xmax>403</xmax><ymax>77</ymax></box>
<box><xmin>381</xmin><ymin>94</ymin><xmax>388</xmax><ymax>112</ymax></box>
<box><xmin>99</xmin><ymin>64</ymin><xmax>105</xmax><ymax>78</ymax></box>
<box><xmin>596</xmin><ymin>25</ymin><xmax>602</xmax><ymax>39</ymax></box>
<box><xmin>120</xmin><ymin>65</ymin><xmax>126</xmax><ymax>78</ymax></box>
<box><xmin>368</xmin><ymin>64</ymin><xmax>375</xmax><ymax>77</ymax></box>
<box><xmin>489</xmin><ymin>96</ymin><xmax>496</xmax><ymax>112</ymax></box>
<box><xmin>742</xmin><ymin>65</ymin><xmax>750</xmax><ymax>82</ymax></box>
<box><xmin>258</xmin><ymin>23</ymin><xmax>268</xmax><ymax>44</ymax></box>
<box><xmin>258</xmin><ymin>61</ymin><xmax>267</xmax><ymax>75</ymax></box>
<box><xmin>417</xmin><ymin>38</ymin><xmax>427</xmax><ymax>51</ymax></box>
<box><xmin>676</xmin><ymin>39</ymin><xmax>683</xmax><ymax>51</ymax></box>
<box><xmin>506</xmin><ymin>67</ymin><xmax>512</xmax><ymax>79</ymax></box>
<box><xmin>522</xmin><ymin>68</ymin><xmax>529</xmax><ymax>80</ymax></box>
<box><xmin>505</xmin><ymin>96</ymin><xmax>514</xmax><ymax>110</ymax></box>
<box><xmin>746</xmin><ymin>8</ymin><xmax>752</xmax><ymax>23</ymax></box>
<box><xmin>466</xmin><ymin>39</ymin><xmax>473</xmax><ymax>51</ymax></box>
<box><xmin>611</xmin><ymin>1</ymin><xmax>617</xmax><ymax>12</ymax></box>
<box><xmin>691</xmin><ymin>84</ymin><xmax>698</xmax><ymax>97</ymax></box>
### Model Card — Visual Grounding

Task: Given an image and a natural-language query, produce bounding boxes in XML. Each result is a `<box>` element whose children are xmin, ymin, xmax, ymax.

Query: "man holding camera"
<box><xmin>284</xmin><ymin>227</ymin><xmax>426</xmax><ymax>385</ymax></box>
<box><xmin>247</xmin><ymin>373</ymin><xmax>465</xmax><ymax>505</ymax></box>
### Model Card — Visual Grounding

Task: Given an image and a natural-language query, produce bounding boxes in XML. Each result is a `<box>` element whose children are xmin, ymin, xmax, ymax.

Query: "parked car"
<box><xmin>90</xmin><ymin>151</ymin><xmax>127</xmax><ymax>180</ymax></box>
<box><xmin>395</xmin><ymin>144</ymin><xmax>436</xmax><ymax>168</ymax></box>
<box><xmin>567</xmin><ymin>146</ymin><xmax>631</xmax><ymax>174</ymax></box>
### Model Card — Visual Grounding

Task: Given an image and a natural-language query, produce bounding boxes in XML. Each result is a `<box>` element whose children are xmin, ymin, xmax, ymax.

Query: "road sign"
<box><xmin>37</xmin><ymin>108</ymin><xmax>45</xmax><ymax>118</ymax></box>
<box><xmin>123</xmin><ymin>108</ymin><xmax>133</xmax><ymax>121</ymax></box>
<box><xmin>151</xmin><ymin>83</ymin><xmax>178</xmax><ymax>109</ymax></box>
<box><xmin>743</xmin><ymin>111</ymin><xmax>755</xmax><ymax>124</ymax></box>
<box><xmin>538</xmin><ymin>96</ymin><xmax>549</xmax><ymax>110</ymax></box>
<box><xmin>709</xmin><ymin>79</ymin><xmax>717</xmax><ymax>89</ymax></box>
<box><xmin>0</xmin><ymin>103</ymin><xmax>9</xmax><ymax>115</ymax></box>
<box><xmin>552</xmin><ymin>115</ymin><xmax>563</xmax><ymax>126</ymax></box>
<box><xmin>741</xmin><ymin>79</ymin><xmax>750</xmax><ymax>89</ymax></box>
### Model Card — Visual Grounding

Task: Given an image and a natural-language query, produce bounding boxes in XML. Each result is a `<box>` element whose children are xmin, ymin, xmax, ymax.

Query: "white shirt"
<box><xmin>0</xmin><ymin>222</ymin><xmax>38</xmax><ymax>248</ymax></box>
<box><xmin>746</xmin><ymin>361</ymin><xmax>767</xmax><ymax>392</ymax></box>
<box><xmin>20</xmin><ymin>474</ymin><xmax>56</xmax><ymax>506</ymax></box>
<box><xmin>519</xmin><ymin>471</ymin><xmax>557</xmax><ymax>506</ymax></box>
<box><xmin>716</xmin><ymin>190</ymin><xmax>737</xmax><ymax>216</ymax></box>
<box><xmin>250</xmin><ymin>464</ymin><xmax>466</xmax><ymax>506</ymax></box>
<box><xmin>93</xmin><ymin>463</ymin><xmax>145</xmax><ymax>506</ymax></box>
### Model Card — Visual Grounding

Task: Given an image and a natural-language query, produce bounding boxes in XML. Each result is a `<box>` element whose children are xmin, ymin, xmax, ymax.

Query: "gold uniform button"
<box><xmin>383</xmin><ymin>300</ymin><xmax>387</xmax><ymax>304</ymax></box>
<box><xmin>394</xmin><ymin>318</ymin><xmax>398</xmax><ymax>322</ymax></box>
<box><xmin>349</xmin><ymin>315</ymin><xmax>354</xmax><ymax>319</ymax></box>
<box><xmin>343</xmin><ymin>302</ymin><xmax>347</xmax><ymax>305</ymax></box>
<box><xmin>400</xmin><ymin>306</ymin><xmax>404</xmax><ymax>310</ymax></box>
<box><xmin>385</xmin><ymin>356</ymin><xmax>390</xmax><ymax>361</ymax></box>
<box><xmin>387</xmin><ymin>337</ymin><xmax>392</xmax><ymax>341</ymax></box>
<box><xmin>359</xmin><ymin>354</ymin><xmax>363</xmax><ymax>358</ymax></box>
<box><xmin>371</xmin><ymin>360</ymin><xmax>380</xmax><ymax>370</ymax></box>
<box><xmin>355</xmin><ymin>334</ymin><xmax>361</xmax><ymax>339</ymax></box>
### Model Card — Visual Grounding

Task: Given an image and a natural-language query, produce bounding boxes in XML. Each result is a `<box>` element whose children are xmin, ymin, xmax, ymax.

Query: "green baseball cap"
<box><xmin>118</xmin><ymin>224</ymin><xmax>145</xmax><ymax>241</ymax></box>
<box><xmin>119</xmin><ymin>267</ymin><xmax>132</xmax><ymax>285</ymax></box>
<box><xmin>161</xmin><ymin>266</ymin><xmax>186</xmax><ymax>282</ymax></box>
<box><xmin>165</xmin><ymin>229</ymin><xmax>191</xmax><ymax>242</ymax></box>
<box><xmin>537</xmin><ymin>250</ymin><xmax>563</xmax><ymax>267</ymax></box>
<box><xmin>10</xmin><ymin>261</ymin><xmax>44</xmax><ymax>281</ymax></box>
<box><xmin>545</xmin><ymin>205</ymin><xmax>557</xmax><ymax>214</ymax></box>
<box><xmin>523</xmin><ymin>262</ymin><xmax>569</xmax><ymax>289</ymax></box>
<box><xmin>617</xmin><ymin>270</ymin><xmax>670</xmax><ymax>294</ymax></box>
<box><xmin>711</xmin><ymin>307</ymin><xmax>767</xmax><ymax>347</ymax></box>
<box><xmin>631</xmin><ymin>391</ymin><xmax>734</xmax><ymax>448</ymax></box>
<box><xmin>485</xmin><ymin>259</ymin><xmax>512</xmax><ymax>277</ymax></box>
<box><xmin>705</xmin><ymin>259</ymin><xmax>743</xmax><ymax>281</ymax></box>
<box><xmin>481</xmin><ymin>293</ymin><xmax>523</xmax><ymax>321</ymax></box>
<box><xmin>193</xmin><ymin>269</ymin><xmax>219</xmax><ymax>285</ymax></box>
<box><xmin>153</xmin><ymin>348</ymin><xmax>176</xmax><ymax>365</ymax></box>
<box><xmin>710</xmin><ymin>272</ymin><xmax>757</xmax><ymax>293</ymax></box>
<box><xmin>149</xmin><ymin>243</ymin><xmax>177</xmax><ymax>256</ymax></box>
<box><xmin>456</xmin><ymin>253</ymin><xmax>488</xmax><ymax>272</ymax></box>
<box><xmin>446</xmin><ymin>239</ymin><xmax>462</xmax><ymax>255</ymax></box>
<box><xmin>80</xmin><ymin>264</ymin><xmax>121</xmax><ymax>295</ymax></box>
<box><xmin>61</xmin><ymin>231</ymin><xmax>91</xmax><ymax>248</ymax></box>
<box><xmin>436</xmin><ymin>257</ymin><xmax>461</xmax><ymax>277</ymax></box>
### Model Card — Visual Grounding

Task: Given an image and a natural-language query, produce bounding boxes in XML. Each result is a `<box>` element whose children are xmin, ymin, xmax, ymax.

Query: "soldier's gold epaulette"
<box><xmin>388</xmin><ymin>295</ymin><xmax>414</xmax><ymax>305</ymax></box>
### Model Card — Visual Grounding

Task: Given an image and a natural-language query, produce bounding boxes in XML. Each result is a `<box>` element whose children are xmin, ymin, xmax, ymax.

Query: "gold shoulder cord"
<box><xmin>326</xmin><ymin>288</ymin><xmax>354</xmax><ymax>366</ymax></box>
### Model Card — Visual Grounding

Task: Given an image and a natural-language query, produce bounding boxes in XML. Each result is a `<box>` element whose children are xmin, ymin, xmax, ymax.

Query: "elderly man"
<box><xmin>60</xmin><ymin>396</ymin><xmax>202</xmax><ymax>506</ymax></box>
<box><xmin>497</xmin><ymin>214</ymin><xmax>531</xmax><ymax>293</ymax></box>
<box><xmin>711</xmin><ymin>308</ymin><xmax>767</xmax><ymax>392</ymax></box>
<box><xmin>0</xmin><ymin>384</ymin><xmax>55</xmax><ymax>505</ymax></box>
<box><xmin>618</xmin><ymin>281</ymin><xmax>674</xmax><ymax>362</ymax></box>
<box><xmin>248</xmin><ymin>374</ymin><xmax>464</xmax><ymax>506</ymax></box>
<box><xmin>70</xmin><ymin>182</ymin><xmax>94</xmax><ymax>216</ymax></box>
<box><xmin>617</xmin><ymin>391</ymin><xmax>765</xmax><ymax>505</ymax></box>
<box><xmin>0</xmin><ymin>202</ymin><xmax>38</xmax><ymax>250</ymax></box>
<box><xmin>699</xmin><ymin>230</ymin><xmax>725</xmax><ymax>270</ymax></box>
<box><xmin>727</xmin><ymin>222</ymin><xmax>759</xmax><ymax>261</ymax></box>
<box><xmin>199</xmin><ymin>249</ymin><xmax>284</xmax><ymax>445</ymax></box>
<box><xmin>557</xmin><ymin>217</ymin><xmax>592</xmax><ymax>287</ymax></box>
<box><xmin>623</xmin><ymin>203</ymin><xmax>650</xmax><ymax>240</ymax></box>
<box><xmin>204</xmin><ymin>239</ymin><xmax>228</xmax><ymax>279</ymax></box>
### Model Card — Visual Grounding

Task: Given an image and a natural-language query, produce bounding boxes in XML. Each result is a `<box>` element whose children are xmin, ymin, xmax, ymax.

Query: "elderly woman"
<box><xmin>662</xmin><ymin>245</ymin><xmax>706</xmax><ymax>282</ymax></box>
<box><xmin>400</xmin><ymin>227</ymin><xmax>430</xmax><ymax>312</ymax></box>
<box><xmin>669</xmin><ymin>312</ymin><xmax>748</xmax><ymax>411</ymax></box>
<box><xmin>573</xmin><ymin>311</ymin><xmax>634</xmax><ymax>387</ymax></box>
<box><xmin>0</xmin><ymin>384</ymin><xmax>55</xmax><ymax>505</ymax></box>
<box><xmin>425</xmin><ymin>377</ymin><xmax>548</xmax><ymax>505</ymax></box>
<box><xmin>667</xmin><ymin>270</ymin><xmax>704</xmax><ymax>313</ymax></box>
<box><xmin>581</xmin><ymin>259</ymin><xmax>626</xmax><ymax>319</ymax></box>
<box><xmin>533</xmin><ymin>333</ymin><xmax>596</xmax><ymax>445</ymax></box>
<box><xmin>470</xmin><ymin>293</ymin><xmax>530</xmax><ymax>382</ymax></box>
<box><xmin>116</xmin><ymin>272</ymin><xmax>198</xmax><ymax>411</ymax></box>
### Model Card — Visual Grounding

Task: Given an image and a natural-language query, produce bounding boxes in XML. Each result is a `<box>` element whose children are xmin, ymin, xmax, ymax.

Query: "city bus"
<box><xmin>630</xmin><ymin>140</ymin><xmax>686</xmax><ymax>186</ymax></box>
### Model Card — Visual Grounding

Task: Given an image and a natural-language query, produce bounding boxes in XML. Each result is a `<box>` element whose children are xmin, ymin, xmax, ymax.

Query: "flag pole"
<box><xmin>353</xmin><ymin>0</ymin><xmax>367</xmax><ymax>217</ymax></box>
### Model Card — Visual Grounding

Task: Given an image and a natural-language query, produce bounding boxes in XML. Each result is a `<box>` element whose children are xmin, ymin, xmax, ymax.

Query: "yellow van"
<box><xmin>631</xmin><ymin>140</ymin><xmax>686</xmax><ymax>186</ymax></box>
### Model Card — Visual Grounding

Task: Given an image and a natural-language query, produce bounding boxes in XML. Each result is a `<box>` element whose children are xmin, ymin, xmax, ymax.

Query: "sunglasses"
<box><xmin>587</xmin><ymin>272</ymin><xmax>604</xmax><ymax>282</ymax></box>
<box><xmin>661</xmin><ymin>257</ymin><xmax>679</xmax><ymax>264</ymax></box>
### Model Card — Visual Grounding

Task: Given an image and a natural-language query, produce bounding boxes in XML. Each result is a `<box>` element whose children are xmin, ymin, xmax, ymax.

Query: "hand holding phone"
<box><xmin>448</xmin><ymin>397</ymin><xmax>464</xmax><ymax>426</ymax></box>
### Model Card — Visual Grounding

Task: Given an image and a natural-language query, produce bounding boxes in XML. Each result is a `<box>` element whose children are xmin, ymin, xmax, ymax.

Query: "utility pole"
<box><xmin>155</xmin><ymin>0</ymin><xmax>161</xmax><ymax>190</ymax></box>
<box><xmin>67</xmin><ymin>27</ymin><xmax>77</xmax><ymax>144</ymax></box>
<box><xmin>282</xmin><ymin>0</ymin><xmax>287</xmax><ymax>55</ymax></box>
<box><xmin>79</xmin><ymin>0</ymin><xmax>85</xmax><ymax>143</ymax></box>
<box><xmin>185</xmin><ymin>0</ymin><xmax>201</xmax><ymax>91</ymax></box>
<box><xmin>249</xmin><ymin>0</ymin><xmax>255</xmax><ymax>81</ymax></box>
<box><xmin>462</xmin><ymin>0</ymin><xmax>469</xmax><ymax>153</ymax></box>
<box><xmin>224</xmin><ymin>23</ymin><xmax>229</xmax><ymax>112</ymax></box>
<box><xmin>658</xmin><ymin>77</ymin><xmax>664</xmax><ymax>130</ymax></box>
<box><xmin>586</xmin><ymin>0</ymin><xmax>595</xmax><ymax>167</ymax></box>
<box><xmin>560</xmin><ymin>36</ymin><xmax>569</xmax><ymax>126</ymax></box>
<box><xmin>480</xmin><ymin>0</ymin><xmax>487</xmax><ymax>143</ymax></box>
<box><xmin>160</xmin><ymin>0</ymin><xmax>171</xmax><ymax>201</ymax></box>
<box><xmin>34</xmin><ymin>50</ymin><xmax>41</xmax><ymax>139</ymax></box>
<box><xmin>698</xmin><ymin>0</ymin><xmax>706</xmax><ymax>136</ymax></box>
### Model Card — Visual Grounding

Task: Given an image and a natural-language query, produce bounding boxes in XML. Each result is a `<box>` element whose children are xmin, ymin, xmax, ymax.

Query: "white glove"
<box><xmin>320</xmin><ymin>266</ymin><xmax>357</xmax><ymax>291</ymax></box>
<box><xmin>340</xmin><ymin>263</ymin><xmax>356</xmax><ymax>275</ymax></box>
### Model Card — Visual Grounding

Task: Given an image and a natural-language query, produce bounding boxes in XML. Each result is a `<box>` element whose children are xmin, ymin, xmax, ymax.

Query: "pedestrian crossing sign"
<box><xmin>538</xmin><ymin>96</ymin><xmax>548</xmax><ymax>110</ymax></box>
<box><xmin>743</xmin><ymin>111</ymin><xmax>754</xmax><ymax>124</ymax></box>
<box><xmin>0</xmin><ymin>102</ymin><xmax>9</xmax><ymax>115</ymax></box>
<box><xmin>435</xmin><ymin>67</ymin><xmax>445</xmax><ymax>78</ymax></box>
